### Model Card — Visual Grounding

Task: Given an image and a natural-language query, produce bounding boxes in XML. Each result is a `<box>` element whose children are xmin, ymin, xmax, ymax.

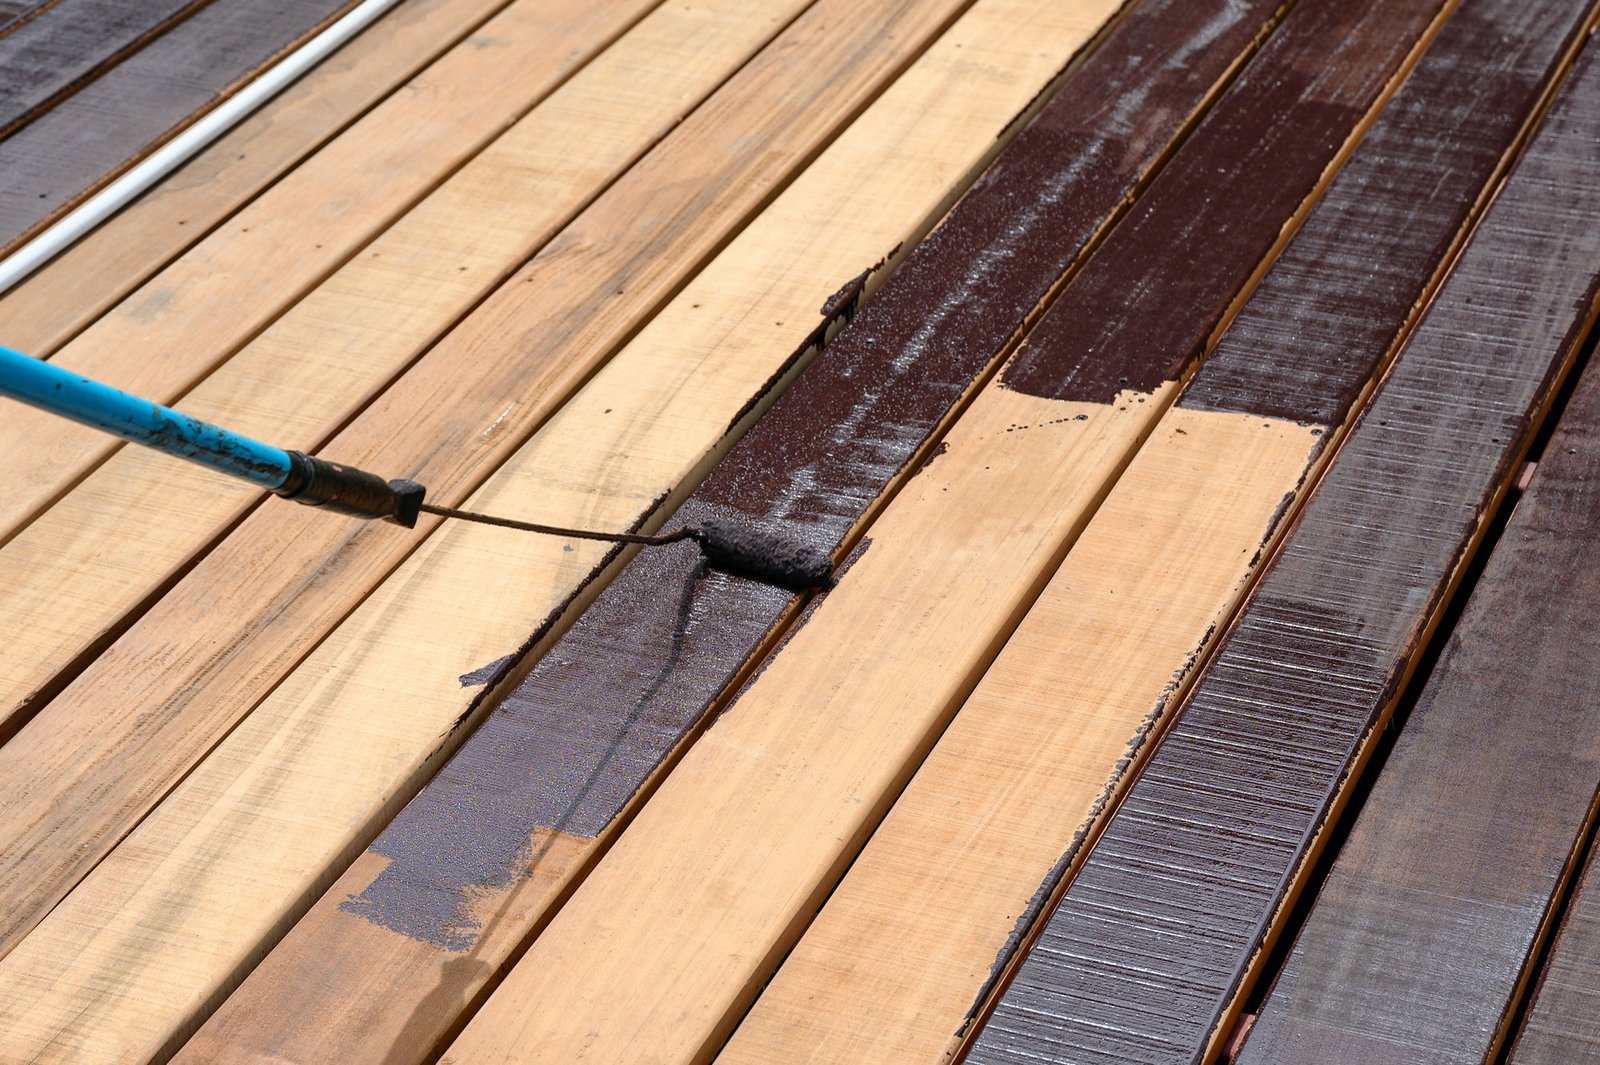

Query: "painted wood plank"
<box><xmin>1233</xmin><ymin>349</ymin><xmax>1600</xmax><ymax>1065</ymax></box>
<box><xmin>1511</xmin><ymin>840</ymin><xmax>1600</xmax><ymax>1063</ymax></box>
<box><xmin>0</xmin><ymin>0</ymin><xmax>798</xmax><ymax>740</ymax></box>
<box><xmin>0</xmin><ymin>0</ymin><xmax>655</xmax><ymax>548</ymax></box>
<box><xmin>964</xmin><ymin>33</ymin><xmax>1600</xmax><ymax>1065</ymax></box>
<box><xmin>429</xmin><ymin>3</ymin><xmax>1456</xmax><ymax>1060</ymax></box>
<box><xmin>0</xmin><ymin>0</ymin><xmax>360</xmax><ymax>255</ymax></box>
<box><xmin>0</xmin><ymin>0</ymin><xmax>214</xmax><ymax>140</ymax></box>
<box><xmin>717</xmin><ymin>3</ymin><xmax>1592</xmax><ymax>1060</ymax></box>
<box><xmin>0</xmin><ymin>0</ymin><xmax>981</xmax><ymax>969</ymax></box>
<box><xmin>0</xmin><ymin>0</ymin><xmax>514</xmax><ymax>358</ymax></box>
<box><xmin>170</xmin><ymin>3</ymin><xmax>1287</xmax><ymax>1060</ymax></box>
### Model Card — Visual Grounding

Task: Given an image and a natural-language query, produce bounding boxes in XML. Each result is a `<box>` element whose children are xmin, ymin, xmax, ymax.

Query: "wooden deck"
<box><xmin>2</xmin><ymin>0</ymin><xmax>1600</xmax><ymax>1062</ymax></box>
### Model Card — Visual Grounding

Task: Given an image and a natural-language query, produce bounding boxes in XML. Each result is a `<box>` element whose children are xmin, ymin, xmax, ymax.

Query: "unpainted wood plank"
<box><xmin>0</xmin><ymin>0</ymin><xmax>982</xmax><ymax>969</ymax></box>
<box><xmin>0</xmin><ymin>0</ymin><xmax>514</xmax><ymax>357</ymax></box>
<box><xmin>965</xmin><ymin>34</ymin><xmax>1600</xmax><ymax>1065</ymax></box>
<box><xmin>0</xmin><ymin>0</ymin><xmax>657</xmax><ymax>545</ymax></box>
<box><xmin>718</xmin><ymin>5</ymin><xmax>1590</xmax><ymax>1059</ymax></box>
<box><xmin>171</xmin><ymin>3</ymin><xmax>1286</xmax><ymax>1060</ymax></box>
<box><xmin>2</xmin><ymin>4</ymin><xmax>1140</xmax><ymax>1058</ymax></box>
<box><xmin>0</xmin><ymin>0</ymin><xmax>359</xmax><ymax>254</ymax></box>
<box><xmin>430</xmin><ymin>3</ymin><xmax>1457</xmax><ymax>1059</ymax></box>
<box><xmin>0</xmin><ymin>0</ymin><xmax>54</xmax><ymax>36</ymax></box>
<box><xmin>0</xmin><ymin>0</ymin><xmax>214</xmax><ymax>140</ymax></box>
<box><xmin>1234</xmin><ymin>341</ymin><xmax>1600</xmax><ymax>1061</ymax></box>
<box><xmin>1512</xmin><ymin>839</ymin><xmax>1600</xmax><ymax>1063</ymax></box>
<box><xmin>0</xmin><ymin>0</ymin><xmax>799</xmax><ymax>741</ymax></box>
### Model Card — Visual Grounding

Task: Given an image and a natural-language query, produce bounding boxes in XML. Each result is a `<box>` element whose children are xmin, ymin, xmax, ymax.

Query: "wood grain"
<box><xmin>0</xmin><ymin>0</ymin><xmax>213</xmax><ymax>140</ymax></box>
<box><xmin>1512</xmin><ymin>839</ymin><xmax>1600</xmax><ymax>1063</ymax></box>
<box><xmin>0</xmin><ymin>0</ymin><xmax>513</xmax><ymax>357</ymax></box>
<box><xmin>0</xmin><ymin>0</ymin><xmax>798</xmax><ymax>740</ymax></box>
<box><xmin>174</xmin><ymin>3</ymin><xmax>1283</xmax><ymax>1058</ymax></box>
<box><xmin>965</xmin><ymin>31</ymin><xmax>1600</xmax><ymax>1065</ymax></box>
<box><xmin>718</xmin><ymin>3</ymin><xmax>1588</xmax><ymax>1058</ymax></box>
<box><xmin>1234</xmin><ymin>336</ymin><xmax>1600</xmax><ymax>1065</ymax></box>
<box><xmin>0</xmin><ymin>0</ymin><xmax>359</xmax><ymax>255</ymax></box>
<box><xmin>434</xmin><ymin>1</ymin><xmax>1455</xmax><ymax>1058</ymax></box>
<box><xmin>0</xmin><ymin>0</ymin><xmax>653</xmax><ymax>548</ymax></box>
<box><xmin>0</xmin><ymin>0</ymin><xmax>977</xmax><ymax>971</ymax></box>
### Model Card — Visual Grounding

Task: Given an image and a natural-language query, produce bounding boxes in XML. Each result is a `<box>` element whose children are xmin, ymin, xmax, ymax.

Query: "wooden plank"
<box><xmin>1511</xmin><ymin>840</ymin><xmax>1600</xmax><ymax>1063</ymax></box>
<box><xmin>0</xmin><ymin>0</ymin><xmax>53</xmax><ymax>36</ymax></box>
<box><xmin>0</xmin><ymin>0</ymin><xmax>359</xmax><ymax>255</ymax></box>
<box><xmin>427</xmin><ymin>3</ymin><xmax>1456</xmax><ymax>1060</ymax></box>
<box><xmin>0</xmin><ymin>0</ymin><xmax>981</xmax><ymax>968</ymax></box>
<box><xmin>0</xmin><ymin>0</ymin><xmax>655</xmax><ymax>547</ymax></box>
<box><xmin>0</xmin><ymin>0</ymin><xmax>214</xmax><ymax>140</ymax></box>
<box><xmin>0</xmin><ymin>0</ymin><xmax>798</xmax><ymax>740</ymax></box>
<box><xmin>717</xmin><ymin>1</ymin><xmax>1592</xmax><ymax>1059</ymax></box>
<box><xmin>170</xmin><ymin>3</ymin><xmax>1285</xmax><ymax>1060</ymax></box>
<box><xmin>963</xmin><ymin>35</ymin><xmax>1600</xmax><ymax>1065</ymax></box>
<box><xmin>0</xmin><ymin>0</ymin><xmax>514</xmax><ymax>357</ymax></box>
<box><xmin>1233</xmin><ymin>351</ymin><xmax>1600</xmax><ymax>1064</ymax></box>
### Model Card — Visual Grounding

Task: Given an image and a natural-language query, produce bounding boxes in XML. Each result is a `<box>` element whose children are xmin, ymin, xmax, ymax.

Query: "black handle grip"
<box><xmin>274</xmin><ymin>451</ymin><xmax>426</xmax><ymax>527</ymax></box>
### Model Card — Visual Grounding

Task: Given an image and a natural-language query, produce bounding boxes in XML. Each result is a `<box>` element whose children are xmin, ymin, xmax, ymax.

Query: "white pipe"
<box><xmin>0</xmin><ymin>0</ymin><xmax>406</xmax><ymax>297</ymax></box>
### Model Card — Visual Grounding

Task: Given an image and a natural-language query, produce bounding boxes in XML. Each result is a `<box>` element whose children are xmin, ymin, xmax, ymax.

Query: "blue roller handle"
<box><xmin>0</xmin><ymin>345</ymin><xmax>424</xmax><ymax>525</ymax></box>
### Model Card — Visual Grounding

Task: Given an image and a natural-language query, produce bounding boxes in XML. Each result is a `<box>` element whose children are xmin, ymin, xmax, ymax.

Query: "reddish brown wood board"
<box><xmin>178</xmin><ymin>0</ymin><xmax>1303</xmax><ymax>1058</ymax></box>
<box><xmin>1235</xmin><ymin>340</ymin><xmax>1600</xmax><ymax>1064</ymax></box>
<box><xmin>964</xmin><ymin>24</ymin><xmax>1600</xmax><ymax>1065</ymax></box>
<box><xmin>0</xmin><ymin>0</ymin><xmax>214</xmax><ymax>140</ymax></box>
<box><xmin>0</xmin><ymin>0</ymin><xmax>357</xmax><ymax>255</ymax></box>
<box><xmin>1512</xmin><ymin>839</ymin><xmax>1600</xmax><ymax>1063</ymax></box>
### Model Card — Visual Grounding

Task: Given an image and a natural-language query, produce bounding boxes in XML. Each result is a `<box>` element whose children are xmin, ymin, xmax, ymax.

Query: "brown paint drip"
<box><xmin>969</xmin><ymin>22</ymin><xmax>1600</xmax><ymax>1065</ymax></box>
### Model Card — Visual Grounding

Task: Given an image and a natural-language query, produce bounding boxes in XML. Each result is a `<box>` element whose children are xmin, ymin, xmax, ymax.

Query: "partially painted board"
<box><xmin>176</xmin><ymin>0</ymin><xmax>1298</xmax><ymax>1059</ymax></box>
<box><xmin>717</xmin><ymin>0</ymin><xmax>1592</xmax><ymax>1059</ymax></box>
<box><xmin>1512</xmin><ymin>841</ymin><xmax>1600</xmax><ymax>1063</ymax></box>
<box><xmin>0</xmin><ymin>0</ymin><xmax>213</xmax><ymax>140</ymax></box>
<box><xmin>0</xmin><ymin>0</ymin><xmax>357</xmax><ymax>255</ymax></box>
<box><xmin>966</xmin><ymin>32</ymin><xmax>1600</xmax><ymax>1065</ymax></box>
<box><xmin>1234</xmin><ymin>338</ymin><xmax>1600</xmax><ymax>1063</ymax></box>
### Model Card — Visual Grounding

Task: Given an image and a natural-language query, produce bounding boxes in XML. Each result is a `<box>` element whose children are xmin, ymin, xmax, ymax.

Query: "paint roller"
<box><xmin>0</xmin><ymin>346</ymin><xmax>834</xmax><ymax>593</ymax></box>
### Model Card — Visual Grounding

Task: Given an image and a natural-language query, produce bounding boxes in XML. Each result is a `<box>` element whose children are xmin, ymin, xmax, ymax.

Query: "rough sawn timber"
<box><xmin>175</xmin><ymin>1</ymin><xmax>1288</xmax><ymax>1059</ymax></box>
<box><xmin>433</xmin><ymin>0</ymin><xmax>1460</xmax><ymax>1058</ymax></box>
<box><xmin>0</xmin><ymin>0</ymin><xmax>982</xmax><ymax>972</ymax></box>
<box><xmin>718</xmin><ymin>1</ymin><xmax>1593</xmax><ymax>1059</ymax></box>
<box><xmin>965</xmin><ymin>31</ymin><xmax>1600</xmax><ymax>1065</ymax></box>
<box><xmin>1511</xmin><ymin>836</ymin><xmax>1600</xmax><ymax>1063</ymax></box>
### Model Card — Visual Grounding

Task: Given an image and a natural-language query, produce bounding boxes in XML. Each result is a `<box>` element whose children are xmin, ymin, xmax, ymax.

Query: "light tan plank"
<box><xmin>0</xmin><ymin>0</ymin><xmax>979</xmax><ymax>969</ymax></box>
<box><xmin>0</xmin><ymin>3</ymin><xmax>1123</xmax><ymax>1058</ymax></box>
<box><xmin>0</xmin><ymin>0</ymin><xmax>806</xmax><ymax>739</ymax></box>
<box><xmin>0</xmin><ymin>0</ymin><xmax>512</xmax><ymax>357</ymax></box>
<box><xmin>0</xmin><ymin>0</ymin><xmax>656</xmax><ymax>544</ymax></box>
<box><xmin>718</xmin><ymin>407</ymin><xmax>1322</xmax><ymax>1064</ymax></box>
<box><xmin>436</xmin><ymin>366</ymin><xmax>1179</xmax><ymax>1065</ymax></box>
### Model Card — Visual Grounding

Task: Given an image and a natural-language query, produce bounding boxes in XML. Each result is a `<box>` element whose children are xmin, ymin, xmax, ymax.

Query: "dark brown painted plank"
<box><xmin>0</xmin><ymin>0</ymin><xmax>357</xmax><ymax>256</ymax></box>
<box><xmin>0</xmin><ymin>0</ymin><xmax>215</xmax><ymax>140</ymax></box>
<box><xmin>176</xmin><ymin>1</ymin><xmax>1309</xmax><ymax>1059</ymax></box>
<box><xmin>1512</xmin><ymin>841</ymin><xmax>1600</xmax><ymax>1063</ymax></box>
<box><xmin>964</xmin><ymin>26</ymin><xmax>1600</xmax><ymax>1065</ymax></box>
<box><xmin>1235</xmin><ymin>350</ymin><xmax>1600</xmax><ymax>1065</ymax></box>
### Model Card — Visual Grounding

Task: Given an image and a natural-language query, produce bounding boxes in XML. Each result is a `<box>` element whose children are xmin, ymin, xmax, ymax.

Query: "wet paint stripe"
<box><xmin>723</xmin><ymin>1</ymin><xmax>1592</xmax><ymax>1056</ymax></box>
<box><xmin>0</xmin><ymin>0</ymin><xmax>358</xmax><ymax>255</ymax></box>
<box><xmin>1512</xmin><ymin>833</ymin><xmax>1600</xmax><ymax>1064</ymax></box>
<box><xmin>1235</xmin><ymin>337</ymin><xmax>1600</xmax><ymax>1064</ymax></box>
<box><xmin>966</xmin><ymin>31</ymin><xmax>1600</xmax><ymax>1065</ymax></box>
<box><xmin>342</xmin><ymin>0</ymin><xmax>1300</xmax><ymax>950</ymax></box>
